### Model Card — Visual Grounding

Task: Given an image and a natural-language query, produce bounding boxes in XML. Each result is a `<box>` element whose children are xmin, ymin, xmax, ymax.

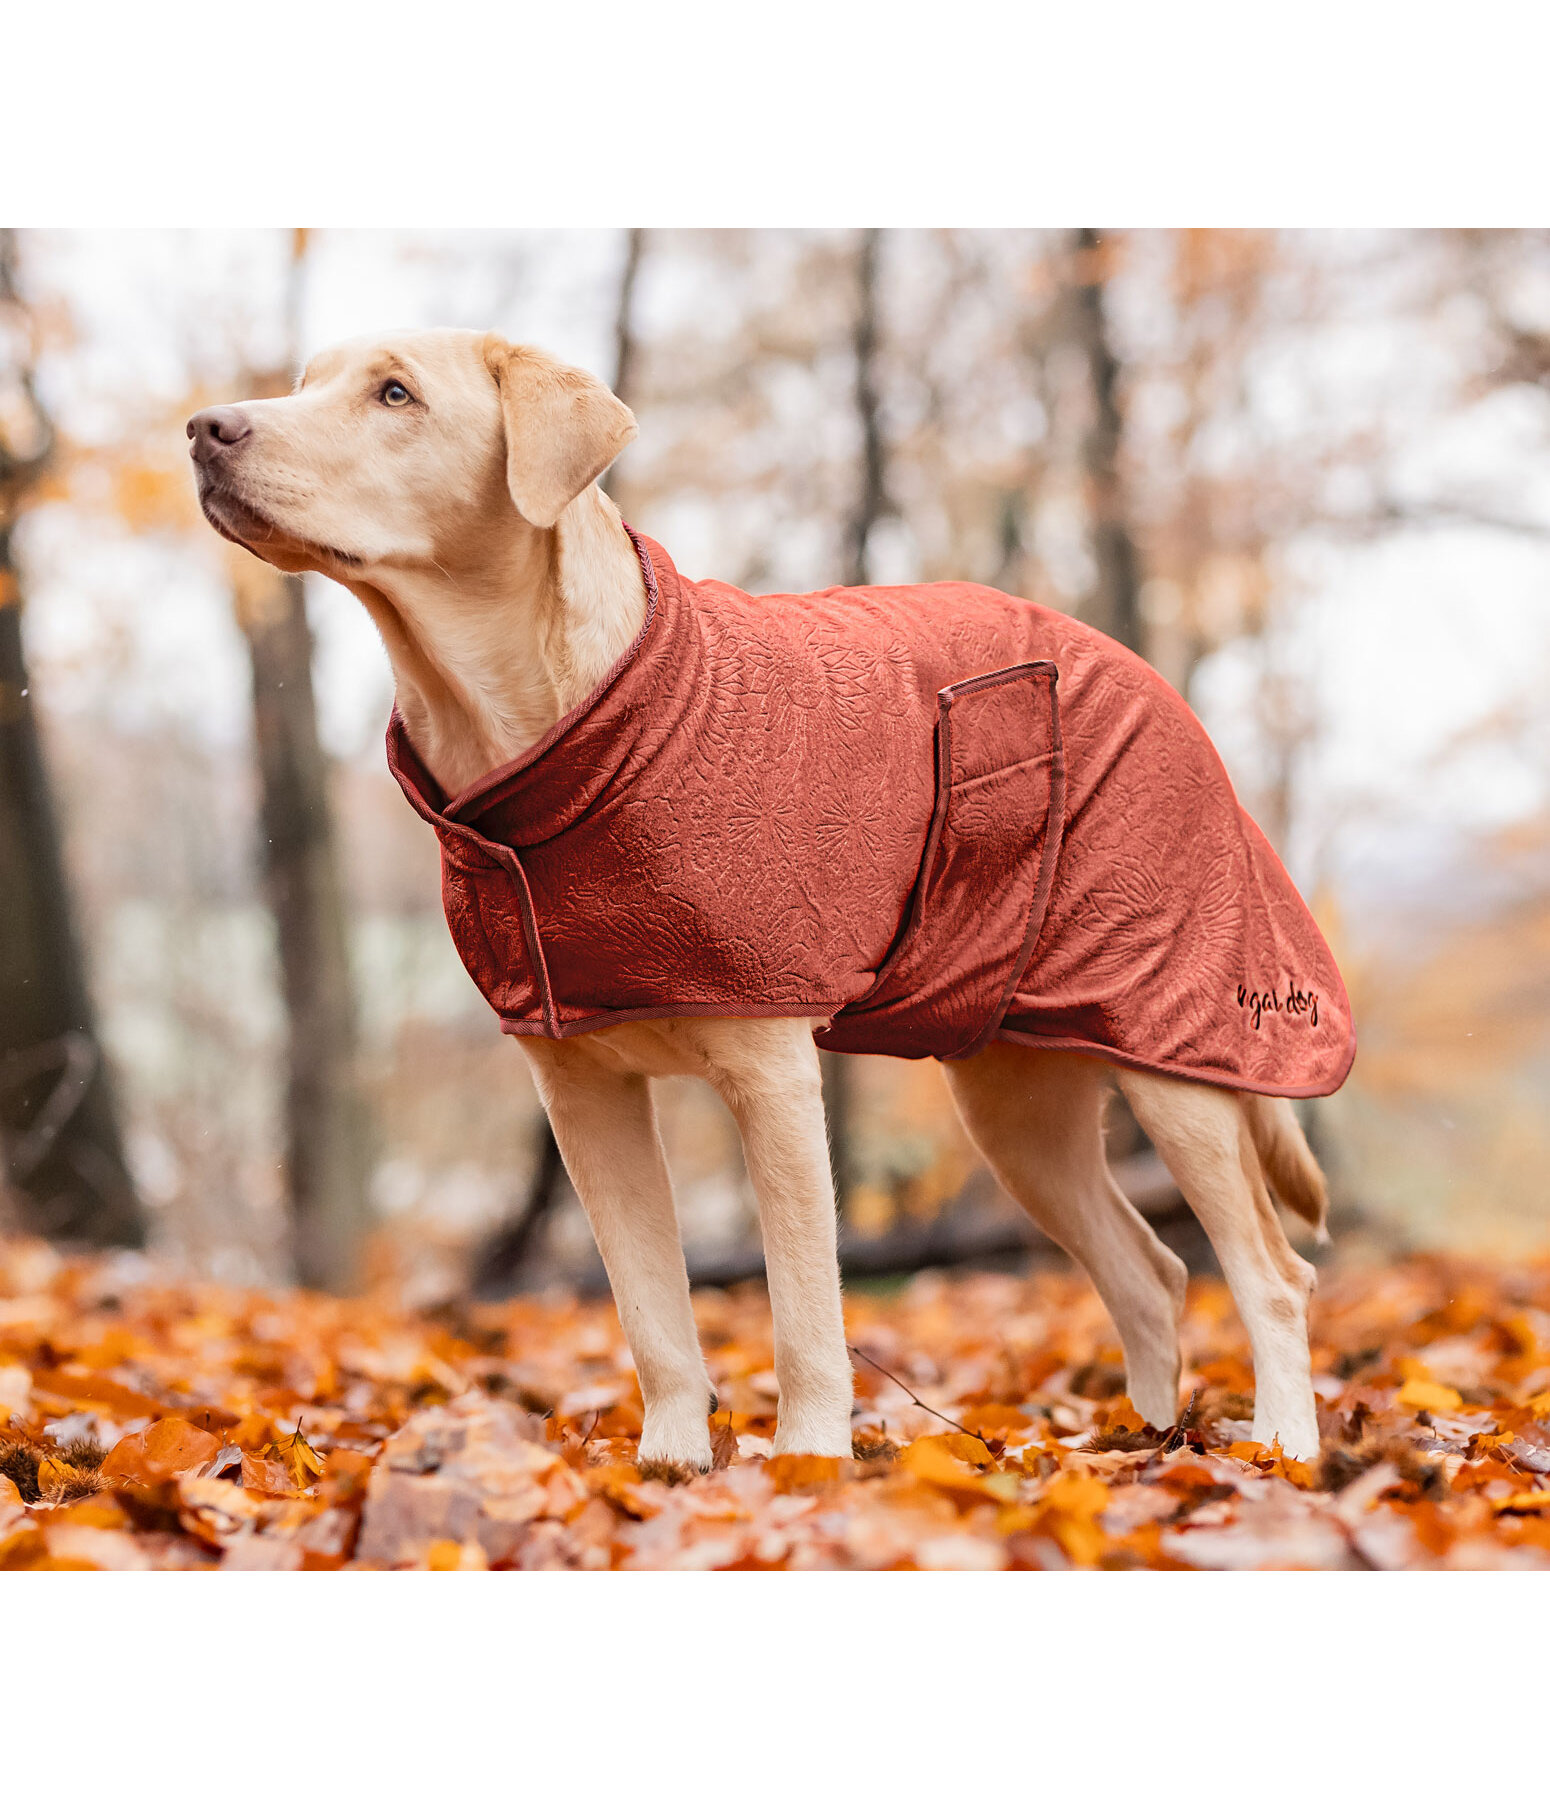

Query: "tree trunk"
<box><xmin>235</xmin><ymin>229</ymin><xmax>369</xmax><ymax>1290</ymax></box>
<box><xmin>825</xmin><ymin>227</ymin><xmax>893</xmax><ymax>1215</ymax></box>
<box><xmin>1066</xmin><ymin>229</ymin><xmax>1147</xmax><ymax>1161</ymax></box>
<box><xmin>845</xmin><ymin>228</ymin><xmax>888</xmax><ymax>589</ymax></box>
<box><xmin>605</xmin><ymin>227</ymin><xmax>645</xmax><ymax>478</ymax></box>
<box><xmin>0</xmin><ymin>231</ymin><xmax>140</xmax><ymax>1245</ymax></box>
<box><xmin>236</xmin><ymin>561</ymin><xmax>369</xmax><ymax>1289</ymax></box>
<box><xmin>1069</xmin><ymin>227</ymin><xmax>1145</xmax><ymax>657</ymax></box>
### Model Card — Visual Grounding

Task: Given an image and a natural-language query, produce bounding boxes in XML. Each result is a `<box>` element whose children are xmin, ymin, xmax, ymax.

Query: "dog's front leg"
<box><xmin>708</xmin><ymin>1022</ymin><xmax>854</xmax><ymax>1458</ymax></box>
<box><xmin>522</xmin><ymin>1045</ymin><xmax>714</xmax><ymax>1472</ymax></box>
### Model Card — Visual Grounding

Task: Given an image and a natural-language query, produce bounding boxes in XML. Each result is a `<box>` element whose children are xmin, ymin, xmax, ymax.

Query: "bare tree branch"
<box><xmin>1336</xmin><ymin>495</ymin><xmax>1550</xmax><ymax>543</ymax></box>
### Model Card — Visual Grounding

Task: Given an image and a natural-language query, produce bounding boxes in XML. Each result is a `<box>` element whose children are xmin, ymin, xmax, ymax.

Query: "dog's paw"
<box><xmin>637</xmin><ymin>1455</ymin><xmax>708</xmax><ymax>1485</ymax></box>
<box><xmin>637</xmin><ymin>1406</ymin><xmax>712</xmax><ymax>1477</ymax></box>
<box><xmin>773</xmin><ymin>1415</ymin><xmax>855</xmax><ymax>1460</ymax></box>
<box><xmin>1254</xmin><ymin>1415</ymin><xmax>1320</xmax><ymax>1464</ymax></box>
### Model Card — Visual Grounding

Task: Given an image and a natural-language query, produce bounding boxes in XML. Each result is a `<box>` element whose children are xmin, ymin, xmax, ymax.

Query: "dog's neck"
<box><xmin>349</xmin><ymin>485</ymin><xmax>646</xmax><ymax>799</ymax></box>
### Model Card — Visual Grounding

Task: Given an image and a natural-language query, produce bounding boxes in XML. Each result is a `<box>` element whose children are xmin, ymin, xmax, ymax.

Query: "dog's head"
<box><xmin>187</xmin><ymin>329</ymin><xmax>637</xmax><ymax>578</ymax></box>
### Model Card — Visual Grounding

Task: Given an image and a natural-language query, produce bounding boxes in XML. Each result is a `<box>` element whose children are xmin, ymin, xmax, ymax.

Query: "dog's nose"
<box><xmin>186</xmin><ymin>406</ymin><xmax>252</xmax><ymax>466</ymax></box>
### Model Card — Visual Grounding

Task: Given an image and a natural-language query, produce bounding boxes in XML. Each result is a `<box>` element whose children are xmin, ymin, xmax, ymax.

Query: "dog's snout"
<box><xmin>186</xmin><ymin>406</ymin><xmax>253</xmax><ymax>466</ymax></box>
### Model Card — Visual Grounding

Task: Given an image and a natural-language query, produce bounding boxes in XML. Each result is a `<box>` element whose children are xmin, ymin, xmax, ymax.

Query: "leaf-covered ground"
<box><xmin>3</xmin><ymin>1235</ymin><xmax>1549</xmax><ymax>1569</ymax></box>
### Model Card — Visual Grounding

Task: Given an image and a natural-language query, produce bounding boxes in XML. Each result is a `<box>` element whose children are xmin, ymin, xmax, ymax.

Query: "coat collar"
<box><xmin>386</xmin><ymin>524</ymin><xmax>675</xmax><ymax>845</ymax></box>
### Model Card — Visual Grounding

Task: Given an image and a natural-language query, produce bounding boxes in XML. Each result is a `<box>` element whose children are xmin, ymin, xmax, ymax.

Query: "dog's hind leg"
<box><xmin>522</xmin><ymin>1041</ymin><xmax>714</xmax><ymax>1473</ymax></box>
<box><xmin>944</xmin><ymin>1044</ymin><xmax>1187</xmax><ymax>1430</ymax></box>
<box><xmin>1117</xmin><ymin>1068</ymin><xmax>1320</xmax><ymax>1461</ymax></box>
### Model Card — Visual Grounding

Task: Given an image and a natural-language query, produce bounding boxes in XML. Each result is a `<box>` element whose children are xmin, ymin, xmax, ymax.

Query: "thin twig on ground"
<box><xmin>1160</xmin><ymin>1387</ymin><xmax>1201</xmax><ymax>1454</ymax></box>
<box><xmin>847</xmin><ymin>1342</ymin><xmax>990</xmax><ymax>1447</ymax></box>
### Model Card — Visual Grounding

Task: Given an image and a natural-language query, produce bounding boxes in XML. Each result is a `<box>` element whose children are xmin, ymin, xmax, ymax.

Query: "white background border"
<box><xmin>5</xmin><ymin>1</ymin><xmax>1546</xmax><ymax>1786</ymax></box>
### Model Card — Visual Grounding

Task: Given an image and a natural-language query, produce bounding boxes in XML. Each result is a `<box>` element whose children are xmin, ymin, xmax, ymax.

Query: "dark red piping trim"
<box><xmin>992</xmin><ymin>1019</ymin><xmax>1358</xmax><ymax>1100</ymax></box>
<box><xmin>499</xmin><ymin>1004</ymin><xmax>842</xmax><ymax>1039</ymax></box>
<box><xmin>948</xmin><ymin>664</ymin><xmax>1067</xmax><ymax>1062</ymax></box>
<box><xmin>496</xmin><ymin>847</ymin><xmax>559</xmax><ymax>1037</ymax></box>
<box><xmin>493</xmin><ymin>999</ymin><xmax>1357</xmax><ymax>1097</ymax></box>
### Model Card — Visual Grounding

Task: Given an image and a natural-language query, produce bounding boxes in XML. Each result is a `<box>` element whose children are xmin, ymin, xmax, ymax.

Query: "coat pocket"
<box><xmin>817</xmin><ymin>660</ymin><xmax>1065</xmax><ymax>1060</ymax></box>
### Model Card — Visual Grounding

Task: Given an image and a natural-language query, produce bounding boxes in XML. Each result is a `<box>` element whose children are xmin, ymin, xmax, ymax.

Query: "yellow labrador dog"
<box><xmin>188</xmin><ymin>329</ymin><xmax>1326</xmax><ymax>1467</ymax></box>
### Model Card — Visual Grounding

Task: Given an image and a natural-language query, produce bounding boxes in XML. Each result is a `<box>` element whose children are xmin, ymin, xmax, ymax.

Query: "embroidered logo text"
<box><xmin>1237</xmin><ymin>981</ymin><xmax>1320</xmax><ymax>1030</ymax></box>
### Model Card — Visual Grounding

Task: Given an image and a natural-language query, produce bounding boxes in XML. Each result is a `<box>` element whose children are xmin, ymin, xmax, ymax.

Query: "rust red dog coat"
<box><xmin>388</xmin><ymin>529</ymin><xmax>1354</xmax><ymax>1098</ymax></box>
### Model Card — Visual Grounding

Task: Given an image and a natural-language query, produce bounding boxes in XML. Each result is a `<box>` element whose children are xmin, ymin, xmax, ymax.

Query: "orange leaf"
<box><xmin>1155</xmin><ymin>1460</ymin><xmax>1230</xmax><ymax>1495</ymax></box>
<box><xmin>44</xmin><ymin>1492</ymin><xmax>130</xmax><ymax>1532</ymax></box>
<box><xmin>957</xmin><ymin>1403</ymin><xmax>1032</xmax><ymax>1437</ymax></box>
<box><xmin>710</xmin><ymin>1417</ymin><xmax>738</xmax><ymax>1471</ymax></box>
<box><xmin>1469</xmin><ymin>1428</ymin><xmax>1516</xmax><ymax>1453</ymax></box>
<box><xmin>1039</xmin><ymin>1471</ymin><xmax>1109</xmax><ymax>1520</ymax></box>
<box><xmin>1410</xmin><ymin>1500</ymin><xmax>1456</xmax><ymax>1557</ymax></box>
<box><xmin>423</xmin><ymin>1538</ymin><xmax>488</xmax><ymax>1571</ymax></box>
<box><xmin>1024</xmin><ymin>1473</ymin><xmax>1110</xmax><ymax>1567</ymax></box>
<box><xmin>1397</xmin><ymin>1377</ymin><xmax>1464</xmax><ymax>1414</ymax></box>
<box><xmin>99</xmin><ymin>1417</ymin><xmax>221</xmax><ymax>1485</ymax></box>
<box><xmin>1452</xmin><ymin>1458</ymin><xmax>1511</xmax><ymax>1494</ymax></box>
<box><xmin>586</xmin><ymin>1463</ymin><xmax>658</xmax><ymax>1518</ymax></box>
<box><xmin>0</xmin><ymin>1517</ymin><xmax>45</xmax><ymax>1571</ymax></box>
<box><xmin>1225</xmin><ymin>1440</ymin><xmax>1276</xmax><ymax>1465</ymax></box>
<box><xmin>900</xmin><ymin>1436</ymin><xmax>989</xmax><ymax>1495</ymax></box>
<box><xmin>241</xmin><ymin>1450</ymin><xmax>300</xmax><ymax>1496</ymax></box>
<box><xmin>1278</xmin><ymin>1455</ymin><xmax>1317</xmax><ymax>1491</ymax></box>
<box><xmin>1510</xmin><ymin>1515</ymin><xmax>1550</xmax><ymax>1549</ymax></box>
<box><xmin>229</xmin><ymin>1414</ymin><xmax>279</xmax><ymax>1451</ymax></box>
<box><xmin>33</xmin><ymin>1369</ymin><xmax>237</xmax><ymax>1430</ymax></box>
<box><xmin>267</xmin><ymin>1422</ymin><xmax>324</xmax><ymax>1489</ymax></box>
<box><xmin>34</xmin><ymin>1455</ymin><xmax>90</xmax><ymax>1502</ymax></box>
<box><xmin>1492</xmin><ymin>1490</ymin><xmax>1550</xmax><ymax>1514</ymax></box>
<box><xmin>942</xmin><ymin>1432</ymin><xmax>995</xmax><ymax>1468</ymax></box>
<box><xmin>766</xmin><ymin>1454</ymin><xmax>844</xmax><ymax>1495</ymax></box>
<box><xmin>318</xmin><ymin>1447</ymin><xmax>375</xmax><ymax>1505</ymax></box>
<box><xmin>1097</xmin><ymin>1398</ymin><xmax>1147</xmax><ymax>1434</ymax></box>
<box><xmin>1049</xmin><ymin>1513</ymin><xmax>1107</xmax><ymax>1568</ymax></box>
<box><xmin>33</xmin><ymin>1369</ymin><xmax>168</xmax><ymax>1419</ymax></box>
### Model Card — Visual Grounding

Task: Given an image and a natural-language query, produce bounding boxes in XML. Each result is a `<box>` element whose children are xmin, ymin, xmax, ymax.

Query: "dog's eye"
<box><xmin>380</xmin><ymin>380</ymin><xmax>414</xmax><ymax>407</ymax></box>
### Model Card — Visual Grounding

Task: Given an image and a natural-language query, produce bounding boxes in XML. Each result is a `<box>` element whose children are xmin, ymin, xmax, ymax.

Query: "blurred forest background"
<box><xmin>3</xmin><ymin>227</ymin><xmax>1549</xmax><ymax>1302</ymax></box>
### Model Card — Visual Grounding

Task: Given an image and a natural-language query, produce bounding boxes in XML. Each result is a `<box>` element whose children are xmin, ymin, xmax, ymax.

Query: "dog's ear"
<box><xmin>483</xmin><ymin>338</ymin><xmax>637</xmax><ymax>529</ymax></box>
